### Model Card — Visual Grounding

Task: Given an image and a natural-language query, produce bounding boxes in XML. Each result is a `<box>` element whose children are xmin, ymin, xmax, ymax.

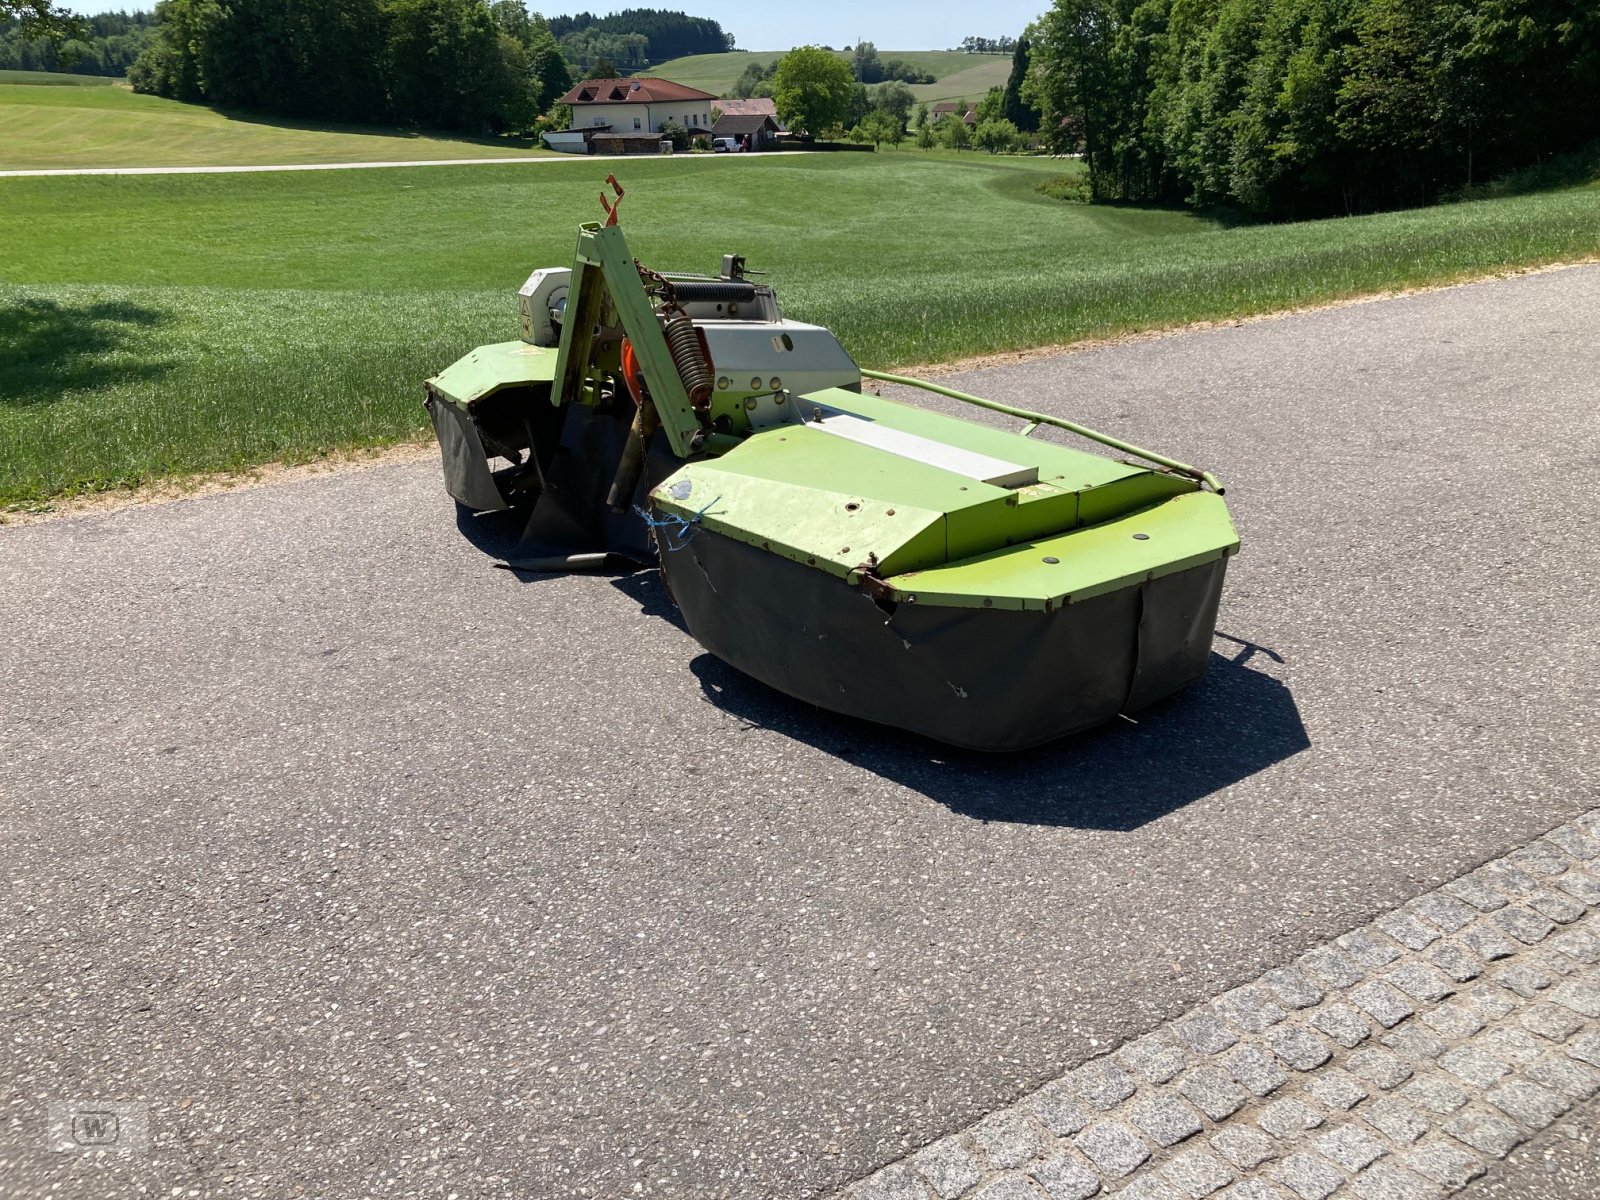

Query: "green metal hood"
<box><xmin>427</xmin><ymin>339</ymin><xmax>559</xmax><ymax>410</ymax></box>
<box><xmin>650</xmin><ymin>387</ymin><xmax>1239</xmax><ymax>611</ymax></box>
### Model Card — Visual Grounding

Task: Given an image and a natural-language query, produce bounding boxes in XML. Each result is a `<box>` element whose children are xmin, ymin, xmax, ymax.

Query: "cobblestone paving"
<box><xmin>838</xmin><ymin>813</ymin><xmax>1600</xmax><ymax>1200</ymax></box>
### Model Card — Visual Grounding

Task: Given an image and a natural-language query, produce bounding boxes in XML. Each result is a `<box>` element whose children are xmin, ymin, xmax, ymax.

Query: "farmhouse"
<box><xmin>929</xmin><ymin>101</ymin><xmax>959</xmax><ymax>123</ymax></box>
<box><xmin>544</xmin><ymin>77</ymin><xmax>717</xmax><ymax>154</ymax></box>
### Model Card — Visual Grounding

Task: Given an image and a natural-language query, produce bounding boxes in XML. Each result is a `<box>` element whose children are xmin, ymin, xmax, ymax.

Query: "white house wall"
<box><xmin>572</xmin><ymin>102</ymin><xmax>715</xmax><ymax>133</ymax></box>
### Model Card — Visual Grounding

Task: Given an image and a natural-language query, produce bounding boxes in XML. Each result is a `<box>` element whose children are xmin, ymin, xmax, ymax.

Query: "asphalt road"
<box><xmin>2</xmin><ymin>267</ymin><xmax>1598</xmax><ymax>1199</ymax></box>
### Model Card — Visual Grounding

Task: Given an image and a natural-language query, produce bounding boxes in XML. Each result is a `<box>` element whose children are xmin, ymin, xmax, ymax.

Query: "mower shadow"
<box><xmin>685</xmin><ymin>632</ymin><xmax>1309</xmax><ymax>831</ymax></box>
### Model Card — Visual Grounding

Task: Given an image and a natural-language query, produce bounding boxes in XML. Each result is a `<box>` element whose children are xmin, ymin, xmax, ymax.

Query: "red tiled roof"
<box><xmin>715</xmin><ymin>98</ymin><xmax>777</xmax><ymax>118</ymax></box>
<box><xmin>561</xmin><ymin>77</ymin><xmax>718</xmax><ymax>105</ymax></box>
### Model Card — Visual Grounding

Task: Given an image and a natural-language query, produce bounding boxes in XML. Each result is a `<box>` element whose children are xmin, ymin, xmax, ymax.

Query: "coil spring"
<box><xmin>662</xmin><ymin>309</ymin><xmax>714</xmax><ymax>406</ymax></box>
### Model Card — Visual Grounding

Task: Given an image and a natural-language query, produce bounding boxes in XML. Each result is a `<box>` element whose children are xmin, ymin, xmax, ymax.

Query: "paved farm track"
<box><xmin>2</xmin><ymin>268</ymin><xmax>1598</xmax><ymax>1198</ymax></box>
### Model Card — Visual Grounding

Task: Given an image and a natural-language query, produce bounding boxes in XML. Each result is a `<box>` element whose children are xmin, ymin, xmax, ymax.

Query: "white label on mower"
<box><xmin>806</xmin><ymin>412</ymin><xmax>1038</xmax><ymax>489</ymax></box>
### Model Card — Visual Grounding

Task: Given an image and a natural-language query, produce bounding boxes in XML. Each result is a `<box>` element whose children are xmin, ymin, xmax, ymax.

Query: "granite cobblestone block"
<box><xmin>1027</xmin><ymin>1081</ymin><xmax>1090</xmax><ymax>1137</ymax></box>
<box><xmin>1364</xmin><ymin>1096</ymin><xmax>1429</xmax><ymax>1144</ymax></box>
<box><xmin>1256</xmin><ymin>1098</ymin><xmax>1324</xmax><ymax>1138</ymax></box>
<box><xmin>1306</xmin><ymin>1069</ymin><xmax>1368</xmax><ymax>1112</ymax></box>
<box><xmin>1520</xmin><ymin>1001</ymin><xmax>1583</xmax><ymax>1042</ymax></box>
<box><xmin>1442</xmin><ymin>875</ymin><xmax>1509</xmax><ymax>913</ymax></box>
<box><xmin>1491</xmin><ymin>962</ymin><xmax>1552</xmax><ymax>998</ymax></box>
<box><xmin>1260</xmin><ymin>969</ymin><xmax>1322</xmax><ymax>1010</ymax></box>
<box><xmin>1115</xmin><ymin>1036</ymin><xmax>1189</xmax><ymax>1086</ymax></box>
<box><xmin>1376</xmin><ymin>910</ymin><xmax>1441</xmax><ymax>951</ymax></box>
<box><xmin>1523</xmin><ymin>1052</ymin><xmax>1600</xmax><ymax>1100</ymax></box>
<box><xmin>1069</xmin><ymin>1060</ymin><xmax>1137</xmax><ymax>1111</ymax></box>
<box><xmin>1159</xmin><ymin>1150</ymin><xmax>1235</xmax><ymax>1199</ymax></box>
<box><xmin>1171</xmin><ymin>1014</ymin><xmax>1240</xmax><ymax>1057</ymax></box>
<box><xmin>1509</xmin><ymin>842</ymin><xmax>1569</xmax><ymax>877</ymax></box>
<box><xmin>1269</xmin><ymin>1154</ymin><xmax>1343</xmax><ymax>1200</ymax></box>
<box><xmin>1075</xmin><ymin>1120</ymin><xmax>1150</xmax><ymax>1178</ymax></box>
<box><xmin>1406</xmin><ymin>892</ymin><xmax>1476</xmax><ymax>934</ymax></box>
<box><xmin>1427</xmin><ymin>941</ymin><xmax>1483</xmax><ymax>982</ymax></box>
<box><xmin>1494</xmin><ymin>906</ymin><xmax>1557</xmax><ymax>945</ymax></box>
<box><xmin>972</xmin><ymin>1175</ymin><xmax>1042</xmax><ymax>1200</ymax></box>
<box><xmin>1214</xmin><ymin>986</ymin><xmax>1288</xmax><ymax>1034</ymax></box>
<box><xmin>1347</xmin><ymin>981</ymin><xmax>1415</xmax><ymax>1028</ymax></box>
<box><xmin>1347</xmin><ymin>1047</ymin><xmax>1413</xmax><ymax>1089</ymax></box>
<box><xmin>1180</xmin><ymin>1066</ymin><xmax>1250</xmax><ymax>1121</ymax></box>
<box><xmin>1398</xmin><ymin>1073</ymin><xmax>1469</xmax><ymax>1115</ymax></box>
<box><xmin>1211</xmin><ymin>1125</ymin><xmax>1279</xmax><ymax>1170</ymax></box>
<box><xmin>1404</xmin><ymin>1138</ymin><xmax>1487</xmax><ymax>1188</ymax></box>
<box><xmin>1130</xmin><ymin>1095</ymin><xmax>1205</xmax><ymax>1149</ymax></box>
<box><xmin>1387</xmin><ymin>961</ymin><xmax>1455</xmax><ymax>1003</ymax></box>
<box><xmin>1310</xmin><ymin>1003</ymin><xmax>1372</xmax><ymax>1049</ymax></box>
<box><xmin>1314</xmin><ymin>1125</ymin><xmax>1386</xmax><ymax>1172</ymax></box>
<box><xmin>1221</xmin><ymin>1045</ymin><xmax>1289</xmax><ymax>1097</ymax></box>
<box><xmin>914</xmin><ymin>1138</ymin><xmax>984</xmax><ymax>1199</ymax></box>
<box><xmin>1335</xmin><ymin>929</ymin><xmax>1403</xmax><ymax>969</ymax></box>
<box><xmin>1030</xmin><ymin>1152</ymin><xmax>1101</xmax><ymax>1200</ymax></box>
<box><xmin>1296</xmin><ymin>948</ymin><xmax>1364</xmax><ymax>991</ymax></box>
<box><xmin>1545</xmin><ymin>822</ymin><xmax>1600</xmax><ymax>861</ymax></box>
<box><xmin>1380</xmin><ymin>1023</ymin><xmax>1448</xmax><ymax>1061</ymax></box>
<box><xmin>1526</xmin><ymin>888</ymin><xmax>1585</xmax><ymax>924</ymax></box>
<box><xmin>1443</xmin><ymin>1108</ymin><xmax>1526</xmax><ymax>1158</ymax></box>
<box><xmin>1553</xmin><ymin>869</ymin><xmax>1600</xmax><ymax>905</ymax></box>
<box><xmin>1549</xmin><ymin>979</ymin><xmax>1600</xmax><ymax>1018</ymax></box>
<box><xmin>1349</xmin><ymin>1161</ymin><xmax>1434</xmax><ymax>1200</ymax></box>
<box><xmin>973</xmin><ymin>1110</ymin><xmax>1047</xmax><ymax>1170</ymax></box>
<box><xmin>1462</xmin><ymin>924</ymin><xmax>1519</xmax><ymax>962</ymax></box>
<box><xmin>1420</xmin><ymin>1001</ymin><xmax>1485</xmax><ymax>1040</ymax></box>
<box><xmin>1551</xmin><ymin>927</ymin><xmax>1600</xmax><ymax>964</ymax></box>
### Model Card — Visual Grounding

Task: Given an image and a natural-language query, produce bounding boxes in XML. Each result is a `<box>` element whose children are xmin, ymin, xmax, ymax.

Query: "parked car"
<box><xmin>712</xmin><ymin>137</ymin><xmax>744</xmax><ymax>153</ymax></box>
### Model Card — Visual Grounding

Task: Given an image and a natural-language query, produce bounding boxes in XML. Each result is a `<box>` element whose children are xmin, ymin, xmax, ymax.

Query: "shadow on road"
<box><xmin>686</xmin><ymin>632</ymin><xmax>1309</xmax><ymax>830</ymax></box>
<box><xmin>0</xmin><ymin>295</ymin><xmax>170</xmax><ymax>406</ymax></box>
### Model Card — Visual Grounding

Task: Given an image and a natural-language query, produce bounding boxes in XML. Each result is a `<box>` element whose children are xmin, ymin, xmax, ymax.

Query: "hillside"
<box><xmin>648</xmin><ymin>50</ymin><xmax>1011</xmax><ymax>104</ymax></box>
<box><xmin>0</xmin><ymin>84</ymin><xmax>551</xmax><ymax>170</ymax></box>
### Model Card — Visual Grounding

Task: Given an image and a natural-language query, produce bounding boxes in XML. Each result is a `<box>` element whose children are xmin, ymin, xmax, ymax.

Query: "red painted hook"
<box><xmin>600</xmin><ymin>174</ymin><xmax>625</xmax><ymax>226</ymax></box>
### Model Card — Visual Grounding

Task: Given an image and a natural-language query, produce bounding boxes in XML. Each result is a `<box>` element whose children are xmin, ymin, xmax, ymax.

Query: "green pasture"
<box><xmin>0</xmin><ymin>68</ymin><xmax>118</xmax><ymax>86</ymax></box>
<box><xmin>650</xmin><ymin>49</ymin><xmax>1010</xmax><ymax>102</ymax></box>
<box><xmin>0</xmin><ymin>83</ymin><xmax>551</xmax><ymax>170</ymax></box>
<box><xmin>4</xmin><ymin>151</ymin><xmax>1600</xmax><ymax>508</ymax></box>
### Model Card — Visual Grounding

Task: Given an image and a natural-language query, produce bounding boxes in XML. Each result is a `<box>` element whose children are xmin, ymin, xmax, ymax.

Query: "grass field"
<box><xmin>0</xmin><ymin>68</ymin><xmax>118</xmax><ymax>86</ymax></box>
<box><xmin>0</xmin><ymin>83</ymin><xmax>551</xmax><ymax>170</ymax></box>
<box><xmin>4</xmin><ymin>151</ymin><xmax>1600</xmax><ymax>508</ymax></box>
<box><xmin>650</xmin><ymin>49</ymin><xmax>1011</xmax><ymax>103</ymax></box>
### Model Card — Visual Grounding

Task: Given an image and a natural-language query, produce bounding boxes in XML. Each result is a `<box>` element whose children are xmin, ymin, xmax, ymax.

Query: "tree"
<box><xmin>975</xmin><ymin>116</ymin><xmax>1020</xmax><ymax>152</ymax></box>
<box><xmin>2</xmin><ymin>0</ymin><xmax>86</xmax><ymax>44</ymax></box>
<box><xmin>916</xmin><ymin>119</ymin><xmax>936</xmax><ymax>149</ymax></box>
<box><xmin>583</xmin><ymin>52</ymin><xmax>616</xmax><ymax>78</ymax></box>
<box><xmin>873</xmin><ymin>80</ymin><xmax>915</xmax><ymax>126</ymax></box>
<box><xmin>940</xmin><ymin>115</ymin><xmax>972</xmax><ymax>150</ymax></box>
<box><xmin>852</xmin><ymin>39</ymin><xmax>882</xmax><ymax>82</ymax></box>
<box><xmin>1001</xmin><ymin>33</ymin><xmax>1039</xmax><ymax>130</ymax></box>
<box><xmin>772</xmin><ymin>44</ymin><xmax>854</xmax><ymax>137</ymax></box>
<box><xmin>861</xmin><ymin>107</ymin><xmax>902</xmax><ymax>147</ymax></box>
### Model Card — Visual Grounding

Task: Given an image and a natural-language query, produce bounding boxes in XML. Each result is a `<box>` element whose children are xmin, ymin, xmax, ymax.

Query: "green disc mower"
<box><xmin>424</xmin><ymin>179</ymin><xmax>1240</xmax><ymax>751</ymax></box>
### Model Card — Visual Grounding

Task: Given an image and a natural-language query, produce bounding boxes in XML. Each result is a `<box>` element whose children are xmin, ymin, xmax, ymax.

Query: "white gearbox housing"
<box><xmin>518</xmin><ymin>268</ymin><xmax>571</xmax><ymax>347</ymax></box>
<box><xmin>701</xmin><ymin>321</ymin><xmax>860</xmax><ymax>407</ymax></box>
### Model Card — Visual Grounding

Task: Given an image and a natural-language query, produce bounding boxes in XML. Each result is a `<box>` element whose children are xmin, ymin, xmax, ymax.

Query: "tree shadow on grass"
<box><xmin>0</xmin><ymin>295</ymin><xmax>172</xmax><ymax>407</ymax></box>
<box><xmin>208</xmin><ymin>106</ymin><xmax>542</xmax><ymax>153</ymax></box>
